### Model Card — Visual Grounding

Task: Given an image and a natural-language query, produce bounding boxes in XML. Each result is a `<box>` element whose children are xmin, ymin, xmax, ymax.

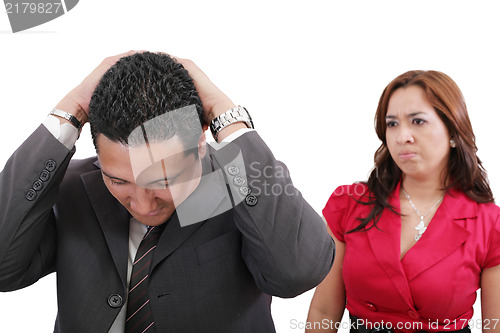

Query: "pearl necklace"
<box><xmin>401</xmin><ymin>188</ymin><xmax>444</xmax><ymax>241</ymax></box>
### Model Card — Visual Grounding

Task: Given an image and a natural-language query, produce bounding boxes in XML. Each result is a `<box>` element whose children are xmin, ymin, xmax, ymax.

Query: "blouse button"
<box><xmin>407</xmin><ymin>310</ymin><xmax>419</xmax><ymax>320</ymax></box>
<box><xmin>366</xmin><ymin>302</ymin><xmax>377</xmax><ymax>311</ymax></box>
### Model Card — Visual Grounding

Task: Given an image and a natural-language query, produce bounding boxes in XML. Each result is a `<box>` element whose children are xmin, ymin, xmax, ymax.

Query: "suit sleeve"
<box><xmin>0</xmin><ymin>125</ymin><xmax>74</xmax><ymax>291</ymax></box>
<box><xmin>211</xmin><ymin>131</ymin><xmax>335</xmax><ymax>298</ymax></box>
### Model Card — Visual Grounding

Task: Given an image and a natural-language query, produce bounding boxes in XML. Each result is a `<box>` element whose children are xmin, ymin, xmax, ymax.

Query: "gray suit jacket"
<box><xmin>0</xmin><ymin>125</ymin><xmax>334</xmax><ymax>332</ymax></box>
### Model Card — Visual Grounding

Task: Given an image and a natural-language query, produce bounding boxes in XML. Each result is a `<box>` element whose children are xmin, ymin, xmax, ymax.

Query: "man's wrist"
<box><xmin>215</xmin><ymin>123</ymin><xmax>248</xmax><ymax>143</ymax></box>
<box><xmin>206</xmin><ymin>102</ymin><xmax>236</xmax><ymax>124</ymax></box>
<box><xmin>209</xmin><ymin>105</ymin><xmax>254</xmax><ymax>142</ymax></box>
<box><xmin>43</xmin><ymin>115</ymin><xmax>79</xmax><ymax>150</ymax></box>
<box><xmin>49</xmin><ymin>109</ymin><xmax>83</xmax><ymax>130</ymax></box>
<box><xmin>55</xmin><ymin>99</ymin><xmax>88</xmax><ymax>126</ymax></box>
<box><xmin>207</xmin><ymin>102</ymin><xmax>242</xmax><ymax>143</ymax></box>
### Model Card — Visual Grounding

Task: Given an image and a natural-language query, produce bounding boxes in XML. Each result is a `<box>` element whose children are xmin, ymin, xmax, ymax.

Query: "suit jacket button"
<box><xmin>25</xmin><ymin>189</ymin><xmax>37</xmax><ymax>201</ymax></box>
<box><xmin>33</xmin><ymin>180</ymin><xmax>44</xmax><ymax>191</ymax></box>
<box><xmin>107</xmin><ymin>294</ymin><xmax>123</xmax><ymax>308</ymax></box>
<box><xmin>366</xmin><ymin>302</ymin><xmax>377</xmax><ymax>311</ymax></box>
<box><xmin>39</xmin><ymin>170</ymin><xmax>50</xmax><ymax>182</ymax></box>
<box><xmin>227</xmin><ymin>165</ymin><xmax>240</xmax><ymax>176</ymax></box>
<box><xmin>239</xmin><ymin>186</ymin><xmax>251</xmax><ymax>196</ymax></box>
<box><xmin>45</xmin><ymin>160</ymin><xmax>57</xmax><ymax>171</ymax></box>
<box><xmin>245</xmin><ymin>194</ymin><xmax>258</xmax><ymax>206</ymax></box>
<box><xmin>233</xmin><ymin>175</ymin><xmax>246</xmax><ymax>186</ymax></box>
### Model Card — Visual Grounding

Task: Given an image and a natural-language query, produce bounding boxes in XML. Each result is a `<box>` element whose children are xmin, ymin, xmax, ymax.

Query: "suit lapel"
<box><xmin>402</xmin><ymin>188</ymin><xmax>474</xmax><ymax>281</ymax></box>
<box><xmin>151</xmin><ymin>212</ymin><xmax>203</xmax><ymax>271</ymax></box>
<box><xmin>81</xmin><ymin>166</ymin><xmax>130</xmax><ymax>288</ymax></box>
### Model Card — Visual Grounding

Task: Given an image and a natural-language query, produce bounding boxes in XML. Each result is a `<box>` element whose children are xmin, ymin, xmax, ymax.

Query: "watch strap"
<box><xmin>210</xmin><ymin>106</ymin><xmax>254</xmax><ymax>142</ymax></box>
<box><xmin>49</xmin><ymin>108</ymin><xmax>82</xmax><ymax>130</ymax></box>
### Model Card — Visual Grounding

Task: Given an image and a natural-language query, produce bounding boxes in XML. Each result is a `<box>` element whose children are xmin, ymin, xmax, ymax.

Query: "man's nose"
<box><xmin>130</xmin><ymin>187</ymin><xmax>157</xmax><ymax>215</ymax></box>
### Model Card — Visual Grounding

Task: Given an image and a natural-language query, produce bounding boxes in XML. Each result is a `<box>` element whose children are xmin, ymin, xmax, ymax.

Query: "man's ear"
<box><xmin>198</xmin><ymin>131</ymin><xmax>207</xmax><ymax>159</ymax></box>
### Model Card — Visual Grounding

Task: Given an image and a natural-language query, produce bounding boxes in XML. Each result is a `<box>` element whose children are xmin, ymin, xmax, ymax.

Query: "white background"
<box><xmin>1</xmin><ymin>1</ymin><xmax>499</xmax><ymax>332</ymax></box>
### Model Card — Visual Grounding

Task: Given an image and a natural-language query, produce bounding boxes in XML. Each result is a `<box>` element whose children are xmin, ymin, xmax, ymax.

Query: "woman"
<box><xmin>307</xmin><ymin>71</ymin><xmax>500</xmax><ymax>333</ymax></box>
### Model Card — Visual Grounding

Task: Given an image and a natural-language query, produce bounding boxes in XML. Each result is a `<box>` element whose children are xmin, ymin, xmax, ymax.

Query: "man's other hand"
<box><xmin>55</xmin><ymin>50</ymin><xmax>140</xmax><ymax>127</ymax></box>
<box><xmin>174</xmin><ymin>57</ymin><xmax>247</xmax><ymax>140</ymax></box>
<box><xmin>174</xmin><ymin>57</ymin><xmax>236</xmax><ymax>123</ymax></box>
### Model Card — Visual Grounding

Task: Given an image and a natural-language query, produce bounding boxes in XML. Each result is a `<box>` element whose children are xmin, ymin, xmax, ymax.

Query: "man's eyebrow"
<box><xmin>101</xmin><ymin>170</ymin><xmax>129</xmax><ymax>182</ymax></box>
<box><xmin>137</xmin><ymin>159</ymin><xmax>186</xmax><ymax>186</ymax></box>
<box><xmin>145</xmin><ymin>167</ymin><xmax>183</xmax><ymax>185</ymax></box>
<box><xmin>146</xmin><ymin>176</ymin><xmax>170</xmax><ymax>185</ymax></box>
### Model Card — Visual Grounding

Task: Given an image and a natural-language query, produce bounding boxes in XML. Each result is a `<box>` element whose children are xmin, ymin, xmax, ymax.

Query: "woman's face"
<box><xmin>385</xmin><ymin>85</ymin><xmax>451</xmax><ymax>182</ymax></box>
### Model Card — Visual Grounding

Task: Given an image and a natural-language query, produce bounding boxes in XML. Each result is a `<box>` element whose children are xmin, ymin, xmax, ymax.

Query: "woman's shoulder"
<box><xmin>323</xmin><ymin>182</ymin><xmax>372</xmax><ymax>216</ymax></box>
<box><xmin>327</xmin><ymin>182</ymin><xmax>371</xmax><ymax>203</ymax></box>
<box><xmin>476</xmin><ymin>200</ymin><xmax>500</xmax><ymax>220</ymax></box>
<box><xmin>474</xmin><ymin>200</ymin><xmax>500</xmax><ymax>269</ymax></box>
<box><xmin>323</xmin><ymin>183</ymin><xmax>372</xmax><ymax>241</ymax></box>
<box><xmin>449</xmin><ymin>188</ymin><xmax>500</xmax><ymax>219</ymax></box>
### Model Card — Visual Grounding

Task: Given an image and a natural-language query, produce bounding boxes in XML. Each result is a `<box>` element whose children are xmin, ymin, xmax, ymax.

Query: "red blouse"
<box><xmin>323</xmin><ymin>181</ymin><xmax>500</xmax><ymax>332</ymax></box>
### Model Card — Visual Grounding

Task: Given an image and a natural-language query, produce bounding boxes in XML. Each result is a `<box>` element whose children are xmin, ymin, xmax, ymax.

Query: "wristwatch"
<box><xmin>210</xmin><ymin>106</ymin><xmax>254</xmax><ymax>142</ymax></box>
<box><xmin>49</xmin><ymin>108</ymin><xmax>82</xmax><ymax>130</ymax></box>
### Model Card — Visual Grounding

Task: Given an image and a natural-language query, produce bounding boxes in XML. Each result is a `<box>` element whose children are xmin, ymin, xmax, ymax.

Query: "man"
<box><xmin>0</xmin><ymin>51</ymin><xmax>334</xmax><ymax>332</ymax></box>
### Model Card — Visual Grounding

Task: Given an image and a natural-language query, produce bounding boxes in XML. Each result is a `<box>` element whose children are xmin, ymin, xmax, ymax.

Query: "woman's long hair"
<box><xmin>348</xmin><ymin>70</ymin><xmax>494</xmax><ymax>233</ymax></box>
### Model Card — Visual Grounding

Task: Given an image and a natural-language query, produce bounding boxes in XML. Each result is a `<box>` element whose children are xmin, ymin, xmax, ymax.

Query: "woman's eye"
<box><xmin>412</xmin><ymin>118</ymin><xmax>426</xmax><ymax>125</ymax></box>
<box><xmin>386</xmin><ymin>121</ymin><xmax>397</xmax><ymax>128</ymax></box>
<box><xmin>110</xmin><ymin>179</ymin><xmax>126</xmax><ymax>185</ymax></box>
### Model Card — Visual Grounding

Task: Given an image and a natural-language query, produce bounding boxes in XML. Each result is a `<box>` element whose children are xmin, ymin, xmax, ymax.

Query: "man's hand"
<box><xmin>55</xmin><ymin>50</ymin><xmax>139</xmax><ymax>127</ymax></box>
<box><xmin>174</xmin><ymin>57</ymin><xmax>235</xmax><ymax>122</ymax></box>
<box><xmin>174</xmin><ymin>57</ymin><xmax>247</xmax><ymax>141</ymax></box>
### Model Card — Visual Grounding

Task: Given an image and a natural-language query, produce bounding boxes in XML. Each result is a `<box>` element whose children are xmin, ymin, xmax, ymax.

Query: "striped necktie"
<box><xmin>125</xmin><ymin>225</ymin><xmax>164</xmax><ymax>333</ymax></box>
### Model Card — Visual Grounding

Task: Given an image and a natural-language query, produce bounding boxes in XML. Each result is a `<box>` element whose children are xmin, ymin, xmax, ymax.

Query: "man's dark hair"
<box><xmin>89</xmin><ymin>52</ymin><xmax>205</xmax><ymax>156</ymax></box>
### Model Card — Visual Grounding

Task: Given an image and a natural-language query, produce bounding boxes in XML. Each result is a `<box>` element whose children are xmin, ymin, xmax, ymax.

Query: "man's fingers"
<box><xmin>101</xmin><ymin>50</ymin><xmax>143</xmax><ymax>70</ymax></box>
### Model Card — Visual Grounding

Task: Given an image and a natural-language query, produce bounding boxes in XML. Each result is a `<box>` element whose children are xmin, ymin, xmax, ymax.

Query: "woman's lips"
<box><xmin>399</xmin><ymin>152</ymin><xmax>417</xmax><ymax>160</ymax></box>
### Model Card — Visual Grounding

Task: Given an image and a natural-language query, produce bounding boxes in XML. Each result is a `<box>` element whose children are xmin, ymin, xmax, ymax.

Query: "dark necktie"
<box><xmin>125</xmin><ymin>225</ymin><xmax>164</xmax><ymax>333</ymax></box>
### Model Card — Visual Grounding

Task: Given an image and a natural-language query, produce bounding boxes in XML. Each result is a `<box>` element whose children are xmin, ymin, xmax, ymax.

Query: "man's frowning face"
<box><xmin>96</xmin><ymin>134</ymin><xmax>205</xmax><ymax>226</ymax></box>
